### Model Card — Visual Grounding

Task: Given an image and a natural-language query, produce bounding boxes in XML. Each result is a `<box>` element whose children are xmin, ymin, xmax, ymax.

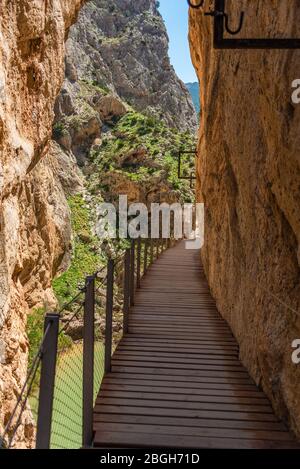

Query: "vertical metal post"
<box><xmin>123</xmin><ymin>249</ymin><xmax>131</xmax><ymax>334</ymax></box>
<box><xmin>136</xmin><ymin>238</ymin><xmax>141</xmax><ymax>289</ymax></box>
<box><xmin>105</xmin><ymin>259</ymin><xmax>114</xmax><ymax>374</ymax></box>
<box><xmin>82</xmin><ymin>276</ymin><xmax>95</xmax><ymax>448</ymax></box>
<box><xmin>143</xmin><ymin>239</ymin><xmax>148</xmax><ymax>274</ymax></box>
<box><xmin>150</xmin><ymin>238</ymin><xmax>154</xmax><ymax>265</ymax></box>
<box><xmin>169</xmin><ymin>218</ymin><xmax>172</xmax><ymax>248</ymax></box>
<box><xmin>214</xmin><ymin>0</ymin><xmax>225</xmax><ymax>48</ymax></box>
<box><xmin>36</xmin><ymin>313</ymin><xmax>59</xmax><ymax>449</ymax></box>
<box><xmin>130</xmin><ymin>240</ymin><xmax>135</xmax><ymax>306</ymax></box>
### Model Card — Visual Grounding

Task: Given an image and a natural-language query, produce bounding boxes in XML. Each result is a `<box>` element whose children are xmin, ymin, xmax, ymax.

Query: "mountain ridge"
<box><xmin>185</xmin><ymin>81</ymin><xmax>200</xmax><ymax>115</ymax></box>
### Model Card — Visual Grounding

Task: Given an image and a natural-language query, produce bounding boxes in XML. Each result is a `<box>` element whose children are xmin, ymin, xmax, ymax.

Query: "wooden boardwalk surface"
<box><xmin>93</xmin><ymin>242</ymin><xmax>298</xmax><ymax>449</ymax></box>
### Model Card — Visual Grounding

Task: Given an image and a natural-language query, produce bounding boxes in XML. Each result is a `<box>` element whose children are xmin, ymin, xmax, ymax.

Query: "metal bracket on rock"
<box><xmin>187</xmin><ymin>0</ymin><xmax>300</xmax><ymax>49</ymax></box>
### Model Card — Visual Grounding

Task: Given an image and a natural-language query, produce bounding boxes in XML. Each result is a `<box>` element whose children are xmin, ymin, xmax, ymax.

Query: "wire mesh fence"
<box><xmin>50</xmin><ymin>305</ymin><xmax>85</xmax><ymax>449</ymax></box>
<box><xmin>1</xmin><ymin>235</ymin><xmax>179</xmax><ymax>450</ymax></box>
<box><xmin>0</xmin><ymin>319</ymin><xmax>53</xmax><ymax>449</ymax></box>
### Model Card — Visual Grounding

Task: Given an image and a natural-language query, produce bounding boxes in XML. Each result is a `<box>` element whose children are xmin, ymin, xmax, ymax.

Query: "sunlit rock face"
<box><xmin>62</xmin><ymin>0</ymin><xmax>197</xmax><ymax>132</ymax></box>
<box><xmin>0</xmin><ymin>0</ymin><xmax>85</xmax><ymax>446</ymax></box>
<box><xmin>189</xmin><ymin>0</ymin><xmax>300</xmax><ymax>437</ymax></box>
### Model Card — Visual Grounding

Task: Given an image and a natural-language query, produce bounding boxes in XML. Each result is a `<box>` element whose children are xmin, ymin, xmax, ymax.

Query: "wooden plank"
<box><xmin>117</xmin><ymin>346</ymin><xmax>239</xmax><ymax>358</ymax></box>
<box><xmin>120</xmin><ymin>342</ymin><xmax>238</xmax><ymax>352</ymax></box>
<box><xmin>95</xmin><ymin>397</ymin><xmax>274</xmax><ymax>414</ymax></box>
<box><xmin>121</xmin><ymin>337</ymin><xmax>238</xmax><ymax>347</ymax></box>
<box><xmin>94</xmin><ymin>403</ymin><xmax>278</xmax><ymax>422</ymax></box>
<box><xmin>111</xmin><ymin>366</ymin><xmax>255</xmax><ymax>382</ymax></box>
<box><xmin>103</xmin><ymin>372</ymin><xmax>255</xmax><ymax>386</ymax></box>
<box><xmin>112</xmin><ymin>352</ymin><xmax>244</xmax><ymax>367</ymax></box>
<box><xmin>129</xmin><ymin>320</ymin><xmax>230</xmax><ymax>328</ymax></box>
<box><xmin>93</xmin><ymin>430</ymin><xmax>299</xmax><ymax>449</ymax></box>
<box><xmin>111</xmin><ymin>360</ymin><xmax>249</xmax><ymax>374</ymax></box>
<box><xmin>98</xmin><ymin>389</ymin><xmax>270</xmax><ymax>406</ymax></box>
<box><xmin>93</xmin><ymin>412</ymin><xmax>287</xmax><ymax>432</ymax></box>
<box><xmin>127</xmin><ymin>329</ymin><xmax>233</xmax><ymax>337</ymax></box>
<box><xmin>93</xmin><ymin>422</ymin><xmax>294</xmax><ymax>442</ymax></box>
<box><xmin>102</xmin><ymin>376</ymin><xmax>261</xmax><ymax>392</ymax></box>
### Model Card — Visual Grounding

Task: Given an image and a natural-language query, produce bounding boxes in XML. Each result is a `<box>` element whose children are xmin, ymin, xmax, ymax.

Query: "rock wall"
<box><xmin>0</xmin><ymin>0</ymin><xmax>85</xmax><ymax>445</ymax></box>
<box><xmin>189</xmin><ymin>0</ymin><xmax>300</xmax><ymax>436</ymax></box>
<box><xmin>63</xmin><ymin>0</ymin><xmax>197</xmax><ymax>131</ymax></box>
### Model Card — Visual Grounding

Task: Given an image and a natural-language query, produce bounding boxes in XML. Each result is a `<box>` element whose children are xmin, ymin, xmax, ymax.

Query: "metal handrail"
<box><xmin>2</xmin><ymin>229</ymin><xmax>180</xmax><ymax>450</ymax></box>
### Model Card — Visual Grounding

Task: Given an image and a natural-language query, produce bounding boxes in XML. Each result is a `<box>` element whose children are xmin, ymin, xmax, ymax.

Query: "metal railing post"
<box><xmin>150</xmin><ymin>238</ymin><xmax>154</xmax><ymax>265</ymax></box>
<box><xmin>143</xmin><ymin>239</ymin><xmax>148</xmax><ymax>274</ymax></box>
<box><xmin>136</xmin><ymin>238</ymin><xmax>141</xmax><ymax>289</ymax></box>
<box><xmin>105</xmin><ymin>259</ymin><xmax>114</xmax><ymax>374</ymax></box>
<box><xmin>36</xmin><ymin>313</ymin><xmax>59</xmax><ymax>449</ymax></box>
<box><xmin>130</xmin><ymin>240</ymin><xmax>135</xmax><ymax>306</ymax></box>
<box><xmin>123</xmin><ymin>249</ymin><xmax>131</xmax><ymax>334</ymax></box>
<box><xmin>82</xmin><ymin>276</ymin><xmax>95</xmax><ymax>448</ymax></box>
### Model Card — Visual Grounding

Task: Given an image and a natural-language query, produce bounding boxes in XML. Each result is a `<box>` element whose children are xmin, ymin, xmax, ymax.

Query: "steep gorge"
<box><xmin>47</xmin><ymin>0</ymin><xmax>197</xmax><ymax>311</ymax></box>
<box><xmin>189</xmin><ymin>0</ymin><xmax>300</xmax><ymax>437</ymax></box>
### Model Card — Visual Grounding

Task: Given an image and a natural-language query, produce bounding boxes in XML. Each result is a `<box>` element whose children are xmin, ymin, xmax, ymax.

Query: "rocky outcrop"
<box><xmin>61</xmin><ymin>0</ymin><xmax>197</xmax><ymax>132</ymax></box>
<box><xmin>189</xmin><ymin>1</ymin><xmax>300</xmax><ymax>437</ymax></box>
<box><xmin>0</xmin><ymin>0</ymin><xmax>85</xmax><ymax>446</ymax></box>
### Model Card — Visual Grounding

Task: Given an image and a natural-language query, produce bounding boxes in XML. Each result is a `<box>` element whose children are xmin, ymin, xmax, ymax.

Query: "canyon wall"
<box><xmin>189</xmin><ymin>0</ymin><xmax>300</xmax><ymax>436</ymax></box>
<box><xmin>0</xmin><ymin>0</ymin><xmax>85</xmax><ymax>445</ymax></box>
<box><xmin>62</xmin><ymin>0</ymin><xmax>196</xmax><ymax>132</ymax></box>
<box><xmin>52</xmin><ymin>0</ymin><xmax>196</xmax><ymax>211</ymax></box>
<box><xmin>48</xmin><ymin>0</ymin><xmax>196</xmax><ymax>319</ymax></box>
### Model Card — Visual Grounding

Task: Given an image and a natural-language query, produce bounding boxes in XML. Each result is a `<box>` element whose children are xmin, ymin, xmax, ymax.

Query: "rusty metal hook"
<box><xmin>204</xmin><ymin>9</ymin><xmax>244</xmax><ymax>36</ymax></box>
<box><xmin>224</xmin><ymin>11</ymin><xmax>244</xmax><ymax>35</ymax></box>
<box><xmin>187</xmin><ymin>0</ymin><xmax>205</xmax><ymax>9</ymax></box>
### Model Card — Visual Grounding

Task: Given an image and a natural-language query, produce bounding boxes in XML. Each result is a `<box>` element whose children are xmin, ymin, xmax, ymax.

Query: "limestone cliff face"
<box><xmin>51</xmin><ymin>0</ymin><xmax>196</xmax><ymax>218</ymax></box>
<box><xmin>189</xmin><ymin>1</ymin><xmax>300</xmax><ymax>436</ymax></box>
<box><xmin>62</xmin><ymin>0</ymin><xmax>197</xmax><ymax>131</ymax></box>
<box><xmin>0</xmin><ymin>0</ymin><xmax>85</xmax><ymax>445</ymax></box>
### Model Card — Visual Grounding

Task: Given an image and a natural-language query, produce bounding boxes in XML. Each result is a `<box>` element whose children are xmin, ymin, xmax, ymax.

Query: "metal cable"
<box><xmin>58</xmin><ymin>290</ymin><xmax>84</xmax><ymax>315</ymax></box>
<box><xmin>95</xmin><ymin>276</ymin><xmax>108</xmax><ymax>296</ymax></box>
<box><xmin>0</xmin><ymin>322</ymin><xmax>52</xmax><ymax>447</ymax></box>
<box><xmin>59</xmin><ymin>302</ymin><xmax>85</xmax><ymax>336</ymax></box>
<box><xmin>7</xmin><ymin>354</ymin><xmax>42</xmax><ymax>448</ymax></box>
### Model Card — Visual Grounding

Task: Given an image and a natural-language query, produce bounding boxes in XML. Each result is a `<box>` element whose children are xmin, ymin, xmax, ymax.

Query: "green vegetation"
<box><xmin>89</xmin><ymin>111</ymin><xmax>196</xmax><ymax>203</ymax></box>
<box><xmin>53</xmin><ymin>194</ymin><xmax>104</xmax><ymax>307</ymax></box>
<box><xmin>79</xmin><ymin>78</ymin><xmax>110</xmax><ymax>96</ymax></box>
<box><xmin>26</xmin><ymin>307</ymin><xmax>72</xmax><ymax>370</ymax></box>
<box><xmin>52</xmin><ymin>121</ymin><xmax>67</xmax><ymax>139</ymax></box>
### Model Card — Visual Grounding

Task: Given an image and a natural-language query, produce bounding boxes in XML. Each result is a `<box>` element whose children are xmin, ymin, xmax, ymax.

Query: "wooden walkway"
<box><xmin>93</xmin><ymin>242</ymin><xmax>298</xmax><ymax>449</ymax></box>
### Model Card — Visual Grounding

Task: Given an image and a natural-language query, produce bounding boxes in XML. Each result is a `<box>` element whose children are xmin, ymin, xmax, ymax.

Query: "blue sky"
<box><xmin>158</xmin><ymin>0</ymin><xmax>197</xmax><ymax>83</ymax></box>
